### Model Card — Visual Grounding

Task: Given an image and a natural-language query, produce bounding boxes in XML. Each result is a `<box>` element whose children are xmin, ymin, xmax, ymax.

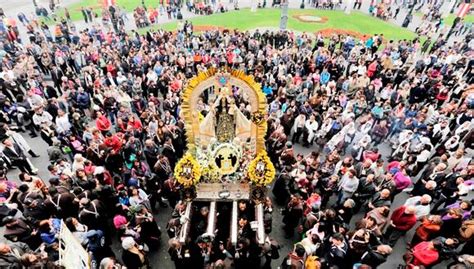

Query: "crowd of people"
<box><xmin>0</xmin><ymin>1</ymin><xmax>473</xmax><ymax>269</ymax></box>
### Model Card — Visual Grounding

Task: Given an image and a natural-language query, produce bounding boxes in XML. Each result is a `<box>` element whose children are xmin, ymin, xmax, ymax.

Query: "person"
<box><xmin>404</xmin><ymin>194</ymin><xmax>432</xmax><ymax>220</ymax></box>
<box><xmin>282</xmin><ymin>194</ymin><xmax>303</xmax><ymax>239</ymax></box>
<box><xmin>1</xmin><ymin>136</ymin><xmax>37</xmax><ymax>174</ymax></box>
<box><xmin>281</xmin><ymin>243</ymin><xmax>306</xmax><ymax>269</ymax></box>
<box><xmin>0</xmin><ymin>123</ymin><xmax>39</xmax><ymax>157</ymax></box>
<box><xmin>411</xmin><ymin>215</ymin><xmax>442</xmax><ymax>246</ymax></box>
<box><xmin>2</xmin><ymin>216</ymin><xmax>42</xmax><ymax>250</ymax></box>
<box><xmin>96</xmin><ymin>111</ymin><xmax>112</xmax><ymax>135</ymax></box>
<box><xmin>359</xmin><ymin>244</ymin><xmax>392</xmax><ymax>268</ymax></box>
<box><xmin>325</xmin><ymin>233</ymin><xmax>348</xmax><ymax>268</ymax></box>
<box><xmin>121</xmin><ymin>237</ymin><xmax>149</xmax><ymax>269</ymax></box>
<box><xmin>99</xmin><ymin>257</ymin><xmax>125</xmax><ymax>269</ymax></box>
<box><xmin>337</xmin><ymin>169</ymin><xmax>359</xmax><ymax>205</ymax></box>
<box><xmin>384</xmin><ymin>205</ymin><xmax>417</xmax><ymax>247</ymax></box>
<box><xmin>0</xmin><ymin>241</ymin><xmax>32</xmax><ymax>268</ymax></box>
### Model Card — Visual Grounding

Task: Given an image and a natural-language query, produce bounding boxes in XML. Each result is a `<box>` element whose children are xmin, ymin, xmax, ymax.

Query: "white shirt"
<box><xmin>417</xmin><ymin>149</ymin><xmax>431</xmax><ymax>163</ymax></box>
<box><xmin>338</xmin><ymin>173</ymin><xmax>359</xmax><ymax>193</ymax></box>
<box><xmin>32</xmin><ymin>111</ymin><xmax>53</xmax><ymax>127</ymax></box>
<box><xmin>55</xmin><ymin>115</ymin><xmax>72</xmax><ymax>134</ymax></box>
<box><xmin>117</xmin><ymin>75</ymin><xmax>128</xmax><ymax>85</ymax></box>
<box><xmin>404</xmin><ymin>196</ymin><xmax>430</xmax><ymax>219</ymax></box>
<box><xmin>27</xmin><ymin>94</ymin><xmax>44</xmax><ymax>110</ymax></box>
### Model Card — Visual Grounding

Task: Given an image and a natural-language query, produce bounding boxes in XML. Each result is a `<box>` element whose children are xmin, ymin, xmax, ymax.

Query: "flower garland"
<box><xmin>174</xmin><ymin>153</ymin><xmax>202</xmax><ymax>187</ymax></box>
<box><xmin>201</xmin><ymin>162</ymin><xmax>221</xmax><ymax>183</ymax></box>
<box><xmin>247</xmin><ymin>151</ymin><xmax>275</xmax><ymax>186</ymax></box>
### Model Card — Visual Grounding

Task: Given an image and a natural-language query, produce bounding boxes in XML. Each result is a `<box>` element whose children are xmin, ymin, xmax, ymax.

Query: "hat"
<box><xmin>286</xmin><ymin>141</ymin><xmax>293</xmax><ymax>148</ymax></box>
<box><xmin>121</xmin><ymin>237</ymin><xmax>136</xmax><ymax>250</ymax></box>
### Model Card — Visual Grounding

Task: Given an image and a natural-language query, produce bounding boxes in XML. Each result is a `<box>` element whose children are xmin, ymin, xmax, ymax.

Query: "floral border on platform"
<box><xmin>248</xmin><ymin>151</ymin><xmax>276</xmax><ymax>186</ymax></box>
<box><xmin>174</xmin><ymin>153</ymin><xmax>202</xmax><ymax>187</ymax></box>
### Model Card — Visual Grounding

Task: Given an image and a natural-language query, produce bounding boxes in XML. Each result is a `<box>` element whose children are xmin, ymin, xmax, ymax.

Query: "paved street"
<box><xmin>1</xmin><ymin>1</ymin><xmax>468</xmax><ymax>269</ymax></box>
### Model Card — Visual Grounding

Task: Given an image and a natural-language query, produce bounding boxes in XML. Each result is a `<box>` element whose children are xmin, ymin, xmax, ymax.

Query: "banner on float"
<box><xmin>59</xmin><ymin>220</ymin><xmax>90</xmax><ymax>269</ymax></box>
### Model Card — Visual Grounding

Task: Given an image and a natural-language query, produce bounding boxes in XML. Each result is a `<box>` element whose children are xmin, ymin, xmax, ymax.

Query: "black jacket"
<box><xmin>2</xmin><ymin>143</ymin><xmax>26</xmax><ymax>162</ymax></box>
<box><xmin>360</xmin><ymin>248</ymin><xmax>387</xmax><ymax>268</ymax></box>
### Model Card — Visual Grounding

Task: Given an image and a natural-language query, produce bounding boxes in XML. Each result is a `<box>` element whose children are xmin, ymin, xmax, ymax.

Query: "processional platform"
<box><xmin>175</xmin><ymin>68</ymin><xmax>275</xmax><ymax>246</ymax></box>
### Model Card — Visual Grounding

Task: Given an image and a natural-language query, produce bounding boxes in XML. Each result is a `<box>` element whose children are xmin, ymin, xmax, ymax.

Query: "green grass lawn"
<box><xmin>136</xmin><ymin>8</ymin><xmax>416</xmax><ymax>40</ymax></box>
<box><xmin>54</xmin><ymin>0</ymin><xmax>161</xmax><ymax>21</ymax></box>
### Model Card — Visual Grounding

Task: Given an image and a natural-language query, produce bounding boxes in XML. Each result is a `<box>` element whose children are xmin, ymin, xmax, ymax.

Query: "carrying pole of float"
<box><xmin>255</xmin><ymin>203</ymin><xmax>265</xmax><ymax>245</ymax></box>
<box><xmin>231</xmin><ymin>201</ymin><xmax>238</xmax><ymax>246</ymax></box>
<box><xmin>178</xmin><ymin>202</ymin><xmax>192</xmax><ymax>244</ymax></box>
<box><xmin>280</xmin><ymin>0</ymin><xmax>289</xmax><ymax>30</ymax></box>
<box><xmin>206</xmin><ymin>201</ymin><xmax>217</xmax><ymax>236</ymax></box>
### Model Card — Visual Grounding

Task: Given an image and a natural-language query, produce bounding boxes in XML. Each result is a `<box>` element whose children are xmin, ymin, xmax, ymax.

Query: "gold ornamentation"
<box><xmin>247</xmin><ymin>151</ymin><xmax>276</xmax><ymax>186</ymax></box>
<box><xmin>174</xmin><ymin>153</ymin><xmax>202</xmax><ymax>187</ymax></box>
<box><xmin>215</xmin><ymin>97</ymin><xmax>235</xmax><ymax>143</ymax></box>
<box><xmin>251</xmin><ymin>112</ymin><xmax>265</xmax><ymax>125</ymax></box>
<box><xmin>251</xmin><ymin>185</ymin><xmax>267</xmax><ymax>204</ymax></box>
<box><xmin>181</xmin><ymin>68</ymin><xmax>218</xmax><ymax>152</ymax></box>
<box><xmin>180</xmin><ymin>68</ymin><xmax>267</xmax><ymax>152</ymax></box>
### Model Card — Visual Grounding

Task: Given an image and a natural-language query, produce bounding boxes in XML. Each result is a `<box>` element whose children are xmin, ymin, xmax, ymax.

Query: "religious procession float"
<box><xmin>174</xmin><ymin>68</ymin><xmax>275</xmax><ymax>246</ymax></box>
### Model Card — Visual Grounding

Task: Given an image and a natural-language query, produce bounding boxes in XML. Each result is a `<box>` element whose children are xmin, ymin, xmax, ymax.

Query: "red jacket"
<box><xmin>104</xmin><ymin>135</ymin><xmax>122</xmax><ymax>153</ymax></box>
<box><xmin>391</xmin><ymin>206</ymin><xmax>417</xmax><ymax>231</ymax></box>
<box><xmin>96</xmin><ymin>116</ymin><xmax>111</xmax><ymax>132</ymax></box>
<box><xmin>412</xmin><ymin>241</ymin><xmax>439</xmax><ymax>266</ymax></box>
<box><xmin>367</xmin><ymin>61</ymin><xmax>378</xmax><ymax>78</ymax></box>
<box><xmin>127</xmin><ymin>119</ymin><xmax>142</xmax><ymax>131</ymax></box>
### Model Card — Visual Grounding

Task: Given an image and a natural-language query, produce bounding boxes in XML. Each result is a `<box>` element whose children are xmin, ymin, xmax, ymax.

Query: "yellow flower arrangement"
<box><xmin>248</xmin><ymin>151</ymin><xmax>275</xmax><ymax>186</ymax></box>
<box><xmin>174</xmin><ymin>153</ymin><xmax>202</xmax><ymax>187</ymax></box>
<box><xmin>201</xmin><ymin>163</ymin><xmax>221</xmax><ymax>183</ymax></box>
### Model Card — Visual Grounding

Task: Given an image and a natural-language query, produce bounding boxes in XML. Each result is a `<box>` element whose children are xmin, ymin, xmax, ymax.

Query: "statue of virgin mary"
<box><xmin>199</xmin><ymin>89</ymin><xmax>251</xmax><ymax>146</ymax></box>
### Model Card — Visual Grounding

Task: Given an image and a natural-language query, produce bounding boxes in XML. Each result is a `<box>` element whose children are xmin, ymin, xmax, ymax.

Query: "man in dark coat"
<box><xmin>360</xmin><ymin>244</ymin><xmax>392</xmax><ymax>268</ymax></box>
<box><xmin>282</xmin><ymin>194</ymin><xmax>303</xmax><ymax>238</ymax></box>
<box><xmin>2</xmin><ymin>216</ymin><xmax>42</xmax><ymax>250</ymax></box>
<box><xmin>353</xmin><ymin>174</ymin><xmax>376</xmax><ymax>212</ymax></box>
<box><xmin>1</xmin><ymin>136</ymin><xmax>36</xmax><ymax>174</ymax></box>
<box><xmin>162</xmin><ymin>138</ymin><xmax>177</xmax><ymax>169</ymax></box>
<box><xmin>143</xmin><ymin>139</ymin><xmax>160</xmax><ymax>169</ymax></box>
<box><xmin>50</xmin><ymin>66</ymin><xmax>64</xmax><ymax>92</ymax></box>
<box><xmin>325</xmin><ymin>233</ymin><xmax>349</xmax><ymax>268</ymax></box>
<box><xmin>43</xmin><ymin>186</ymin><xmax>78</xmax><ymax>219</ymax></box>
<box><xmin>0</xmin><ymin>241</ymin><xmax>31</xmax><ymax>268</ymax></box>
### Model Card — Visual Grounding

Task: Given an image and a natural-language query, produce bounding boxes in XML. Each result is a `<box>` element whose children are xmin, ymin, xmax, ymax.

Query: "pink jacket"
<box><xmin>394</xmin><ymin>171</ymin><xmax>411</xmax><ymax>191</ymax></box>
